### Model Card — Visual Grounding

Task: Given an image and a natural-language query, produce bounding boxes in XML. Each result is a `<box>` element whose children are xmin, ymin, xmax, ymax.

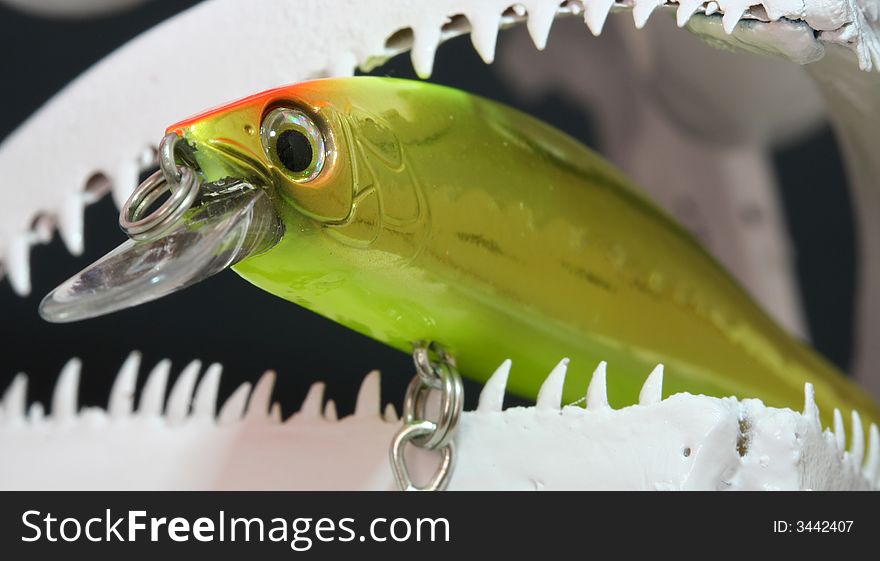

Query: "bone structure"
<box><xmin>0</xmin><ymin>353</ymin><xmax>876</xmax><ymax>490</ymax></box>
<box><xmin>1</xmin><ymin>0</ymin><xmax>879</xmax><ymax>489</ymax></box>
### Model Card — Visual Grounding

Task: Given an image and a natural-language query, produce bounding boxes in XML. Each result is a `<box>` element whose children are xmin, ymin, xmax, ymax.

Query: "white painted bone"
<box><xmin>0</xmin><ymin>353</ymin><xmax>876</xmax><ymax>490</ymax></box>
<box><xmin>807</xmin><ymin>44</ymin><xmax>880</xmax><ymax>398</ymax></box>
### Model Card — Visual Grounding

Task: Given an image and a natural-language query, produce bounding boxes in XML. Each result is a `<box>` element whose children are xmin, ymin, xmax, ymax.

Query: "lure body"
<box><xmin>71</xmin><ymin>77</ymin><xmax>880</xmax><ymax>422</ymax></box>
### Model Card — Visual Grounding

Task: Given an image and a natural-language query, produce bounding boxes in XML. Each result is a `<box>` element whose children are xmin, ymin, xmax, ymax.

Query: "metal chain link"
<box><xmin>390</xmin><ymin>341</ymin><xmax>464</xmax><ymax>491</ymax></box>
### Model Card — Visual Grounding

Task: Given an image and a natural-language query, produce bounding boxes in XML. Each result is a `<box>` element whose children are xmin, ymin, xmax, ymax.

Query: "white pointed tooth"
<box><xmin>411</xmin><ymin>25</ymin><xmax>442</xmax><ymax>79</ymax></box>
<box><xmin>633</xmin><ymin>0</ymin><xmax>662</xmax><ymax>28</ymax></box>
<box><xmin>138</xmin><ymin>359</ymin><xmax>170</xmax><ymax>417</ymax></box>
<box><xmin>218</xmin><ymin>382</ymin><xmax>251</xmax><ymax>425</ymax></box>
<box><xmin>586</xmin><ymin>361</ymin><xmax>610</xmax><ymax>410</ymax></box>
<box><xmin>2</xmin><ymin>374</ymin><xmax>28</xmax><ymax>420</ymax></box>
<box><xmin>108</xmin><ymin>352</ymin><xmax>141</xmax><ymax>418</ymax></box>
<box><xmin>469</xmin><ymin>11</ymin><xmax>501</xmax><ymax>63</ymax></box>
<box><xmin>850</xmin><ymin>411</ymin><xmax>864</xmax><ymax>467</ymax></box>
<box><xmin>759</xmin><ymin>0</ymin><xmax>784</xmax><ymax>20</ymax></box>
<box><xmin>866</xmin><ymin>424</ymin><xmax>879</xmax><ymax>483</ymax></box>
<box><xmin>51</xmin><ymin>358</ymin><xmax>81</xmax><ymax>420</ymax></box>
<box><xmin>324</xmin><ymin>399</ymin><xmax>338</xmax><ymax>421</ymax></box>
<box><xmin>28</xmin><ymin>402</ymin><xmax>45</xmax><ymax>423</ymax></box>
<box><xmin>57</xmin><ymin>191</ymin><xmax>85</xmax><ymax>256</ymax></box>
<box><xmin>705</xmin><ymin>1</ymin><xmax>720</xmax><ymax>14</ymax></box>
<box><xmin>355</xmin><ymin>370</ymin><xmax>382</xmax><ymax>418</ymax></box>
<box><xmin>298</xmin><ymin>382</ymin><xmax>326</xmax><ymax>419</ymax></box>
<box><xmin>537</xmin><ymin>358</ymin><xmax>569</xmax><ymax>410</ymax></box>
<box><xmin>639</xmin><ymin>364</ymin><xmax>664</xmax><ymax>405</ymax></box>
<box><xmin>478</xmin><ymin>359</ymin><xmax>511</xmax><ymax>412</ymax></box>
<box><xmin>245</xmin><ymin>371</ymin><xmax>276</xmax><ymax>420</ymax></box>
<box><xmin>6</xmin><ymin>233</ymin><xmax>31</xmax><ymax>296</ymax></box>
<box><xmin>384</xmin><ymin>403</ymin><xmax>399</xmax><ymax>422</ymax></box>
<box><xmin>192</xmin><ymin>363</ymin><xmax>222</xmax><ymax>420</ymax></box>
<box><xmin>719</xmin><ymin>0</ymin><xmax>753</xmax><ymax>34</ymax></box>
<box><xmin>833</xmin><ymin>408</ymin><xmax>846</xmax><ymax>452</ymax></box>
<box><xmin>676</xmin><ymin>0</ymin><xmax>705</xmax><ymax>27</ymax></box>
<box><xmin>510</xmin><ymin>3</ymin><xmax>527</xmax><ymax>16</ymax></box>
<box><xmin>270</xmin><ymin>403</ymin><xmax>283</xmax><ymax>423</ymax></box>
<box><xmin>721</xmin><ymin>9</ymin><xmax>743</xmax><ymax>34</ymax></box>
<box><xmin>583</xmin><ymin>0</ymin><xmax>614</xmax><ymax>35</ymax></box>
<box><xmin>526</xmin><ymin>0</ymin><xmax>556</xmax><ymax>49</ymax></box>
<box><xmin>109</xmin><ymin>159</ymin><xmax>139</xmax><ymax>208</ymax></box>
<box><xmin>165</xmin><ymin>360</ymin><xmax>201</xmax><ymax>424</ymax></box>
<box><xmin>864</xmin><ymin>44</ymin><xmax>878</xmax><ymax>73</ymax></box>
<box><xmin>803</xmin><ymin>383</ymin><xmax>820</xmax><ymax>426</ymax></box>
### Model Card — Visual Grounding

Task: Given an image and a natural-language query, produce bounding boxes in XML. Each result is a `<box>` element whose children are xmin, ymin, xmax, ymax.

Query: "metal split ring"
<box><xmin>390</xmin><ymin>341</ymin><xmax>464</xmax><ymax>492</ymax></box>
<box><xmin>404</xmin><ymin>346</ymin><xmax>462</xmax><ymax>450</ymax></box>
<box><xmin>119</xmin><ymin>133</ymin><xmax>201</xmax><ymax>242</ymax></box>
<box><xmin>158</xmin><ymin>131</ymin><xmax>184</xmax><ymax>185</ymax></box>
<box><xmin>413</xmin><ymin>341</ymin><xmax>454</xmax><ymax>390</ymax></box>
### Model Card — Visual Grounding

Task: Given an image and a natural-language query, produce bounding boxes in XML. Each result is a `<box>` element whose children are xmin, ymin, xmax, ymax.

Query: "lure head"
<box><xmin>39</xmin><ymin>78</ymin><xmax>420</xmax><ymax>322</ymax></box>
<box><xmin>169</xmin><ymin>80</ymin><xmax>359</xmax><ymax>225</ymax></box>
<box><xmin>174</xmin><ymin>77</ymin><xmax>430</xmax><ymax>228</ymax></box>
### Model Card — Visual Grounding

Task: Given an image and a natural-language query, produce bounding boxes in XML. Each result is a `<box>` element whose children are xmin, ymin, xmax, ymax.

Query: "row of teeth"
<box><xmin>1</xmin><ymin>0</ymin><xmax>876</xmax><ymax>297</ymax></box>
<box><xmin>2</xmin><ymin>151</ymin><xmax>148</xmax><ymax>296</ymax></box>
<box><xmin>380</xmin><ymin>0</ymin><xmax>876</xmax><ymax>79</ymax></box>
<box><xmin>2</xmin><ymin>352</ymin><xmax>878</xmax><ymax>483</ymax></box>
<box><xmin>0</xmin><ymin>353</ymin><xmax>395</xmax><ymax>427</ymax></box>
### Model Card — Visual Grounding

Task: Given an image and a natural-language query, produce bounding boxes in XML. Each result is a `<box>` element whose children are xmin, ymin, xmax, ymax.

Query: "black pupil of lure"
<box><xmin>276</xmin><ymin>129</ymin><xmax>313</xmax><ymax>173</ymax></box>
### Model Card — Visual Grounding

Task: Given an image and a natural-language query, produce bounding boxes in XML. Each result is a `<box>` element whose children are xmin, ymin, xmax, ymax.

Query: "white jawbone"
<box><xmin>1</xmin><ymin>0</ymin><xmax>880</xmax><ymax>490</ymax></box>
<box><xmin>0</xmin><ymin>354</ymin><xmax>877</xmax><ymax>490</ymax></box>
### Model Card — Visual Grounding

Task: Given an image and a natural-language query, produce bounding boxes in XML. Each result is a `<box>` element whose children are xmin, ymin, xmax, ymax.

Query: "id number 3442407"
<box><xmin>773</xmin><ymin>521</ymin><xmax>854</xmax><ymax>533</ymax></box>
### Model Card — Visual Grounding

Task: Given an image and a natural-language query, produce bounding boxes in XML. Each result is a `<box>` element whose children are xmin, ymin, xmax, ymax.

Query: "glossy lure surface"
<box><xmin>42</xmin><ymin>77</ymin><xmax>879</xmax><ymax>424</ymax></box>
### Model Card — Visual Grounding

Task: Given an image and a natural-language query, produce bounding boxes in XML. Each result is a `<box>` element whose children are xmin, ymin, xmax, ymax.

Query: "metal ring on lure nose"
<box><xmin>158</xmin><ymin>131</ymin><xmax>184</xmax><ymax>185</ymax></box>
<box><xmin>119</xmin><ymin>134</ymin><xmax>201</xmax><ymax>242</ymax></box>
<box><xmin>119</xmin><ymin>167</ymin><xmax>201</xmax><ymax>241</ymax></box>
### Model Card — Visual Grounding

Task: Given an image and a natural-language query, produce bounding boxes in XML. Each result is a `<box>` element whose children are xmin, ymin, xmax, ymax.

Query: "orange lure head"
<box><xmin>39</xmin><ymin>77</ymin><xmax>419</xmax><ymax>323</ymax></box>
<box><xmin>168</xmin><ymin>80</ymin><xmax>358</xmax><ymax>224</ymax></box>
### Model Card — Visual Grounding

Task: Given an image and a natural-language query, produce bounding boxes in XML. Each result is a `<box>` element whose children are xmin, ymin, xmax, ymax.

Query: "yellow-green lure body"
<box><xmin>49</xmin><ymin>76</ymin><xmax>880</xmax><ymax>424</ymax></box>
<box><xmin>179</xmin><ymin>77</ymin><xmax>875</xmax><ymax>422</ymax></box>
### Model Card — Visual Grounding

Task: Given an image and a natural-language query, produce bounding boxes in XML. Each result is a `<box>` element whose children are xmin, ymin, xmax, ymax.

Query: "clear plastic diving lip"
<box><xmin>39</xmin><ymin>186</ymin><xmax>282</xmax><ymax>323</ymax></box>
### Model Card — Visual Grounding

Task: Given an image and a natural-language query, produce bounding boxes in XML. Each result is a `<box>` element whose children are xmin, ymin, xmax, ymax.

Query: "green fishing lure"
<box><xmin>42</xmin><ymin>77</ymin><xmax>880</xmax><ymax>425</ymax></box>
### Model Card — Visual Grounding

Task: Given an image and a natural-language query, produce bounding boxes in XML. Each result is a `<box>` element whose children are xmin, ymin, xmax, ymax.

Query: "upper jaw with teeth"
<box><xmin>388</xmin><ymin>1</ymin><xmax>880</xmax><ymax>75</ymax></box>
<box><xmin>0</xmin><ymin>0</ymin><xmax>878</xmax><ymax>298</ymax></box>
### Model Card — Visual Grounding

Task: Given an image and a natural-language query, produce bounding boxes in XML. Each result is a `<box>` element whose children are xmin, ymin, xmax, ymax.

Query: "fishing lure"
<box><xmin>40</xmin><ymin>77</ymin><xmax>880</xmax><ymax>425</ymax></box>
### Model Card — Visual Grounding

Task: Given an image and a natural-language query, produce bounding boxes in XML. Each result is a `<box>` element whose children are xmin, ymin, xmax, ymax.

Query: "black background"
<box><xmin>0</xmin><ymin>1</ymin><xmax>858</xmax><ymax>416</ymax></box>
<box><xmin>0</xmin><ymin>491</ymin><xmax>875</xmax><ymax>557</ymax></box>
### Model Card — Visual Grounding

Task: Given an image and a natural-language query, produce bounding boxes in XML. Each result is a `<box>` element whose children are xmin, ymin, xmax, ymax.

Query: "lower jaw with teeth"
<box><xmin>0</xmin><ymin>354</ymin><xmax>876</xmax><ymax>490</ymax></box>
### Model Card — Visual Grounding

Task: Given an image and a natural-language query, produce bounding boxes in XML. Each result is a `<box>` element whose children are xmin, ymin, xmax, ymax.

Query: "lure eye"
<box><xmin>261</xmin><ymin>107</ymin><xmax>326</xmax><ymax>182</ymax></box>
